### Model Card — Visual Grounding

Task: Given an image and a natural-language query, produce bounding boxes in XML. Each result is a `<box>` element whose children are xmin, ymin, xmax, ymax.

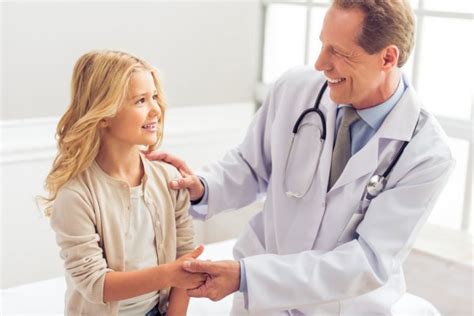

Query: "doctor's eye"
<box><xmin>331</xmin><ymin>48</ymin><xmax>343</xmax><ymax>57</ymax></box>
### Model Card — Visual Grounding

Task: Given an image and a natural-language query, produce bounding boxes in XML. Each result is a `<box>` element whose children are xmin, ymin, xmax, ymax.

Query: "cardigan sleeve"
<box><xmin>169</xmin><ymin>168</ymin><xmax>195</xmax><ymax>258</ymax></box>
<box><xmin>50</xmin><ymin>187</ymin><xmax>112</xmax><ymax>305</ymax></box>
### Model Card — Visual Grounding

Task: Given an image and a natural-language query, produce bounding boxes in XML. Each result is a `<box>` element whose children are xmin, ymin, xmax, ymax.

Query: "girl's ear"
<box><xmin>99</xmin><ymin>118</ymin><xmax>109</xmax><ymax>128</ymax></box>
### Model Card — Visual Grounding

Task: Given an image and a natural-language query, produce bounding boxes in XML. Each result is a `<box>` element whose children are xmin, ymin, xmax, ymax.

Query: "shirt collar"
<box><xmin>338</xmin><ymin>75</ymin><xmax>406</xmax><ymax>130</ymax></box>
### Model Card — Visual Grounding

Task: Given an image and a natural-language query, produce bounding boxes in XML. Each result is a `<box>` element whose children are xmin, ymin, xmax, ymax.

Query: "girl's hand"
<box><xmin>166</xmin><ymin>245</ymin><xmax>207</xmax><ymax>289</ymax></box>
<box><xmin>177</xmin><ymin>245</ymin><xmax>204</xmax><ymax>262</ymax></box>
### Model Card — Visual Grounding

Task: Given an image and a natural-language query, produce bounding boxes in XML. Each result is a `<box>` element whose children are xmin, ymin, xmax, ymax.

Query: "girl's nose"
<box><xmin>149</xmin><ymin>101</ymin><xmax>161</xmax><ymax>118</ymax></box>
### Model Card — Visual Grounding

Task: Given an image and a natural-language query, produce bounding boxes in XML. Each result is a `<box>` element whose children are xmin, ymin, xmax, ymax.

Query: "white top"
<box><xmin>118</xmin><ymin>183</ymin><xmax>159</xmax><ymax>315</ymax></box>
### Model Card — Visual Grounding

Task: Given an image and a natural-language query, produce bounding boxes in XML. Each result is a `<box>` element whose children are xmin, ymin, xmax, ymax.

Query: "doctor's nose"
<box><xmin>314</xmin><ymin>48</ymin><xmax>331</xmax><ymax>72</ymax></box>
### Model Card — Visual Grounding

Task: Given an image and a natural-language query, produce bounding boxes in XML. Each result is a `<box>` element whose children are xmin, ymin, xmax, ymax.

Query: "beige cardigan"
<box><xmin>50</xmin><ymin>157</ymin><xmax>194</xmax><ymax>315</ymax></box>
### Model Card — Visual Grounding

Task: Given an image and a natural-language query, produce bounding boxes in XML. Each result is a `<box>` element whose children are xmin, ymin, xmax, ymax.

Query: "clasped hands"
<box><xmin>171</xmin><ymin>245</ymin><xmax>241</xmax><ymax>301</ymax></box>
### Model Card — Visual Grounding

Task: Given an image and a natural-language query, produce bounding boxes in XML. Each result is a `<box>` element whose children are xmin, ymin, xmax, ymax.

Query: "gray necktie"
<box><xmin>329</xmin><ymin>107</ymin><xmax>360</xmax><ymax>189</ymax></box>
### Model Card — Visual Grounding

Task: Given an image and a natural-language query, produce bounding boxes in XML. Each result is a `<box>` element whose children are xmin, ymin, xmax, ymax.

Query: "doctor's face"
<box><xmin>315</xmin><ymin>6</ymin><xmax>387</xmax><ymax>109</ymax></box>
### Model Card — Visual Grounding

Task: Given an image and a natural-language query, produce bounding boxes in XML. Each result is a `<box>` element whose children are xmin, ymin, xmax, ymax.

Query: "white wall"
<box><xmin>1</xmin><ymin>0</ymin><xmax>261</xmax><ymax>119</ymax></box>
<box><xmin>404</xmin><ymin>249</ymin><xmax>473</xmax><ymax>316</ymax></box>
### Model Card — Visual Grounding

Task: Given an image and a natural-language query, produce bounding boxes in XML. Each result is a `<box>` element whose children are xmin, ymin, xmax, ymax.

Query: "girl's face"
<box><xmin>102</xmin><ymin>71</ymin><xmax>162</xmax><ymax>148</ymax></box>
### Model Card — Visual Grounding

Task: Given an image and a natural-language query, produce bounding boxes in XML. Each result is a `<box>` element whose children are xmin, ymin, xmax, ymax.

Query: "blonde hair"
<box><xmin>42</xmin><ymin>50</ymin><xmax>166</xmax><ymax>216</ymax></box>
<box><xmin>332</xmin><ymin>0</ymin><xmax>415</xmax><ymax>67</ymax></box>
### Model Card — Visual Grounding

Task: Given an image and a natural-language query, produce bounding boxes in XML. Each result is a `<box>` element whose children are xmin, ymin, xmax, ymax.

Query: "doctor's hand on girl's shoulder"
<box><xmin>145</xmin><ymin>151</ymin><xmax>205</xmax><ymax>201</ymax></box>
<box><xmin>164</xmin><ymin>245</ymin><xmax>207</xmax><ymax>289</ymax></box>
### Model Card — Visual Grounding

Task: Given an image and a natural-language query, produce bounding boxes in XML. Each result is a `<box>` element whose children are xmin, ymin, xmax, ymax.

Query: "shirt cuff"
<box><xmin>188</xmin><ymin>176</ymin><xmax>209</xmax><ymax>220</ymax></box>
<box><xmin>190</xmin><ymin>176</ymin><xmax>209</xmax><ymax>205</ymax></box>
<box><xmin>239</xmin><ymin>259</ymin><xmax>248</xmax><ymax>293</ymax></box>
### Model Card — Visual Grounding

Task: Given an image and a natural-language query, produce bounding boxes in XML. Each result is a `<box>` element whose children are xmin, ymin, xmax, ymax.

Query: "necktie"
<box><xmin>329</xmin><ymin>107</ymin><xmax>360</xmax><ymax>189</ymax></box>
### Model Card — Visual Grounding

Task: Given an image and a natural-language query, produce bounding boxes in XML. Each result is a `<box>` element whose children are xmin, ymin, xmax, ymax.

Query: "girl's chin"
<box><xmin>131</xmin><ymin>139</ymin><xmax>157</xmax><ymax>148</ymax></box>
<box><xmin>140</xmin><ymin>142</ymin><xmax>156</xmax><ymax>148</ymax></box>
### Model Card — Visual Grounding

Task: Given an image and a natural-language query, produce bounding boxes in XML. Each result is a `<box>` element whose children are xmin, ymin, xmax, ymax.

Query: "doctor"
<box><xmin>148</xmin><ymin>0</ymin><xmax>454</xmax><ymax>314</ymax></box>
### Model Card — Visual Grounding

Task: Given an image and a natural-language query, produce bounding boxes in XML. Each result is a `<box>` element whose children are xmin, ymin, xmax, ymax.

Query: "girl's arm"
<box><xmin>103</xmin><ymin>246</ymin><xmax>204</xmax><ymax>302</ymax></box>
<box><xmin>167</xmin><ymin>287</ymin><xmax>190</xmax><ymax>316</ymax></box>
<box><xmin>51</xmin><ymin>184</ymin><xmax>205</xmax><ymax>305</ymax></box>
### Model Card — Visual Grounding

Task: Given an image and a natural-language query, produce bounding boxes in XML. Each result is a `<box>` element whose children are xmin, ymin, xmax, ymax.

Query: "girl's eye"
<box><xmin>136</xmin><ymin>98</ymin><xmax>145</xmax><ymax>105</ymax></box>
<box><xmin>152</xmin><ymin>94</ymin><xmax>158</xmax><ymax>101</ymax></box>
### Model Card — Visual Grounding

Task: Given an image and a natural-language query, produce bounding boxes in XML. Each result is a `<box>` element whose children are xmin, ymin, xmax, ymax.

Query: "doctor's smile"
<box><xmin>325</xmin><ymin>76</ymin><xmax>346</xmax><ymax>85</ymax></box>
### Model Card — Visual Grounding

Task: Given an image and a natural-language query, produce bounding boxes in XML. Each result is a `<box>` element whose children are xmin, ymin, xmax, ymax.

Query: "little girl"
<box><xmin>43</xmin><ymin>50</ymin><xmax>205</xmax><ymax>316</ymax></box>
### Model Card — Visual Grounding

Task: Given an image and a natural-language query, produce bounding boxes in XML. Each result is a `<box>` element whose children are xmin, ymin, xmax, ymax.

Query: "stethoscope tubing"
<box><xmin>286</xmin><ymin>79</ymin><xmax>418</xmax><ymax>201</ymax></box>
<box><xmin>292</xmin><ymin>81</ymin><xmax>328</xmax><ymax>139</ymax></box>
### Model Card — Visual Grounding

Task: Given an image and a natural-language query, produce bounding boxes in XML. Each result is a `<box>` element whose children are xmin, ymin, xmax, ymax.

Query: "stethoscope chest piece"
<box><xmin>366</xmin><ymin>174</ymin><xmax>386</xmax><ymax>200</ymax></box>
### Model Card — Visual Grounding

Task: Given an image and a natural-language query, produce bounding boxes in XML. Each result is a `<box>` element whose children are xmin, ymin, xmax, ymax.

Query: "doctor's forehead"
<box><xmin>320</xmin><ymin>6</ymin><xmax>364</xmax><ymax>45</ymax></box>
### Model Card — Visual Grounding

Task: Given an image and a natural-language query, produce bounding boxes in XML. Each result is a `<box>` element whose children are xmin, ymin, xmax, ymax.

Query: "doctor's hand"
<box><xmin>145</xmin><ymin>151</ymin><xmax>204</xmax><ymax>202</ymax></box>
<box><xmin>183</xmin><ymin>259</ymin><xmax>240</xmax><ymax>301</ymax></box>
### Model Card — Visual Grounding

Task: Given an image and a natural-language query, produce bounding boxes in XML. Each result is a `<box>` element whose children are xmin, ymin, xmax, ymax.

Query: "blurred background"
<box><xmin>1</xmin><ymin>0</ymin><xmax>473</xmax><ymax>315</ymax></box>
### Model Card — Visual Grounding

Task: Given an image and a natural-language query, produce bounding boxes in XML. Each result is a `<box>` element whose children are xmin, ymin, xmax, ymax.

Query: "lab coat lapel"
<box><xmin>377</xmin><ymin>86</ymin><xmax>421</xmax><ymax>142</ymax></box>
<box><xmin>329</xmin><ymin>137</ymin><xmax>378</xmax><ymax>191</ymax></box>
<box><xmin>328</xmin><ymin>84</ymin><xmax>421</xmax><ymax>192</ymax></box>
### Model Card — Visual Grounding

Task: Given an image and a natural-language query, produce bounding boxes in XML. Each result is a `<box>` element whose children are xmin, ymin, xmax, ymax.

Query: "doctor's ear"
<box><xmin>381</xmin><ymin>45</ymin><xmax>399</xmax><ymax>70</ymax></box>
<box><xmin>381</xmin><ymin>45</ymin><xmax>399</xmax><ymax>69</ymax></box>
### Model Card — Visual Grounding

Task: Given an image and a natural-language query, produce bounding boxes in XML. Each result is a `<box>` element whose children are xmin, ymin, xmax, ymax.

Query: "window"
<box><xmin>257</xmin><ymin>0</ymin><xmax>474</xmax><ymax>234</ymax></box>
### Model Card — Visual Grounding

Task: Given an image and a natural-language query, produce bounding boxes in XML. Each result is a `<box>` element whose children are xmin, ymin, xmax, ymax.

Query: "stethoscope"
<box><xmin>283</xmin><ymin>80</ymin><xmax>416</xmax><ymax>201</ymax></box>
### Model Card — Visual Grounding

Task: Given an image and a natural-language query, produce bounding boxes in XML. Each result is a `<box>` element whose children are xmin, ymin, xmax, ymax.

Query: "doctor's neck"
<box><xmin>352</xmin><ymin>69</ymin><xmax>401</xmax><ymax>110</ymax></box>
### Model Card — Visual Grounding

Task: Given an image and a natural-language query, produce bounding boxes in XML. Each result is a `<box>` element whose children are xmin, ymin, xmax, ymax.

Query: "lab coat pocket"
<box><xmin>337</xmin><ymin>213</ymin><xmax>364</xmax><ymax>244</ymax></box>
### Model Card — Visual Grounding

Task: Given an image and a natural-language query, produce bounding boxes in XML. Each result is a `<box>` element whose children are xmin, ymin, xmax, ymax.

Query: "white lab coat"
<box><xmin>195</xmin><ymin>67</ymin><xmax>454</xmax><ymax>315</ymax></box>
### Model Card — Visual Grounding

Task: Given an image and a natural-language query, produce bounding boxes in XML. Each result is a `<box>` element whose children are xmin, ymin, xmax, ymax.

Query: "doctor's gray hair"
<box><xmin>332</xmin><ymin>0</ymin><xmax>415</xmax><ymax>67</ymax></box>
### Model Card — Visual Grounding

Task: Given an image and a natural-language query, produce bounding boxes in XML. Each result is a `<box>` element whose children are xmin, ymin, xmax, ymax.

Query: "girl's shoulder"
<box><xmin>143</xmin><ymin>158</ymin><xmax>183</xmax><ymax>182</ymax></box>
<box><xmin>51</xmin><ymin>173</ymin><xmax>95</xmax><ymax>224</ymax></box>
<box><xmin>53</xmin><ymin>163</ymin><xmax>98</xmax><ymax>210</ymax></box>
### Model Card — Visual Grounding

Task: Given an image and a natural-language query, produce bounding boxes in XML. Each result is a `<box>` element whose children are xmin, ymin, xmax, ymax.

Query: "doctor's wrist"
<box><xmin>191</xmin><ymin>177</ymin><xmax>206</xmax><ymax>205</ymax></box>
<box><xmin>238</xmin><ymin>259</ymin><xmax>247</xmax><ymax>293</ymax></box>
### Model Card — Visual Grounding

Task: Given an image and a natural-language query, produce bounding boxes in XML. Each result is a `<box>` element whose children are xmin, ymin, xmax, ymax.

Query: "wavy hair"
<box><xmin>41</xmin><ymin>50</ymin><xmax>166</xmax><ymax>216</ymax></box>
